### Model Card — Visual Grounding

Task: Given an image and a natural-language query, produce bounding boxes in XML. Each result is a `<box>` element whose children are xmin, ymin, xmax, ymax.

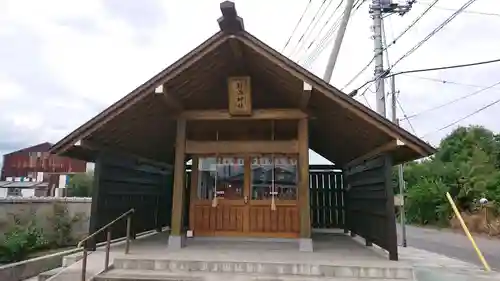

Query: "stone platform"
<box><xmin>94</xmin><ymin>232</ymin><xmax>414</xmax><ymax>281</ymax></box>
<box><xmin>27</xmin><ymin>230</ymin><xmax>500</xmax><ymax>281</ymax></box>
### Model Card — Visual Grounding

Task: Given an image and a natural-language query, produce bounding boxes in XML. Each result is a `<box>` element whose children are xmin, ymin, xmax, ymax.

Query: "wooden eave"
<box><xmin>49</xmin><ymin>31</ymin><xmax>227</xmax><ymax>157</ymax></box>
<box><xmin>49</xmin><ymin>8</ymin><xmax>435</xmax><ymax>166</ymax></box>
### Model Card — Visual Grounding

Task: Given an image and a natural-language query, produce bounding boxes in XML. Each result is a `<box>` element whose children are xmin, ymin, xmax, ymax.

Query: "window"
<box><xmin>7</xmin><ymin>188</ymin><xmax>22</xmax><ymax>197</ymax></box>
<box><xmin>196</xmin><ymin>157</ymin><xmax>245</xmax><ymax>200</ymax></box>
<box><xmin>250</xmin><ymin>155</ymin><xmax>298</xmax><ymax>200</ymax></box>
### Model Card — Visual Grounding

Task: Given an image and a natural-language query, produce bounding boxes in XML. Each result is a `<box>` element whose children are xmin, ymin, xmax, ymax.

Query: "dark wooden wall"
<box><xmin>87</xmin><ymin>152</ymin><xmax>172</xmax><ymax>249</ymax></box>
<box><xmin>309</xmin><ymin>165</ymin><xmax>345</xmax><ymax>229</ymax></box>
<box><xmin>87</xmin><ymin>155</ymin><xmax>397</xmax><ymax>261</ymax></box>
<box><xmin>343</xmin><ymin>154</ymin><xmax>398</xmax><ymax>260</ymax></box>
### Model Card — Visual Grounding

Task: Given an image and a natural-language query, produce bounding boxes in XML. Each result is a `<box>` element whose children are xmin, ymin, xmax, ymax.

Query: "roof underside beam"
<box><xmin>179</xmin><ymin>109</ymin><xmax>307</xmax><ymax>120</ymax></box>
<box><xmin>74</xmin><ymin>139</ymin><xmax>172</xmax><ymax>167</ymax></box>
<box><xmin>345</xmin><ymin>139</ymin><xmax>405</xmax><ymax>168</ymax></box>
<box><xmin>155</xmin><ymin>84</ymin><xmax>183</xmax><ymax>112</ymax></box>
<box><xmin>236</xmin><ymin>34</ymin><xmax>433</xmax><ymax>159</ymax></box>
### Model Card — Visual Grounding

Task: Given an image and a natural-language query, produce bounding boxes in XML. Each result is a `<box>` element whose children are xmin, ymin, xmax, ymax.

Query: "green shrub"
<box><xmin>47</xmin><ymin>203</ymin><xmax>82</xmax><ymax>247</ymax></box>
<box><xmin>0</xmin><ymin>224</ymin><xmax>48</xmax><ymax>263</ymax></box>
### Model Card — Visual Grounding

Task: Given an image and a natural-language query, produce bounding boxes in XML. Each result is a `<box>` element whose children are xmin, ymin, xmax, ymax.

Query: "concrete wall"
<box><xmin>0</xmin><ymin>197</ymin><xmax>92</xmax><ymax>241</ymax></box>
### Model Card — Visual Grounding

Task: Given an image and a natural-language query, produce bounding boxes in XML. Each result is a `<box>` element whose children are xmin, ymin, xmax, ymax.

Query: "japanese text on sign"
<box><xmin>228</xmin><ymin>76</ymin><xmax>252</xmax><ymax>115</ymax></box>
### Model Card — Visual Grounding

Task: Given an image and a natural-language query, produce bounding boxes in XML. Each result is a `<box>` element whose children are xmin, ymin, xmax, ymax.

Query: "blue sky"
<box><xmin>1</xmin><ymin>0</ymin><xmax>499</xmax><ymax>166</ymax></box>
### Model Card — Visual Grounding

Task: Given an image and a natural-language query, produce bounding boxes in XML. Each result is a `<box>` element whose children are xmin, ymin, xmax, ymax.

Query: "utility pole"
<box><xmin>371</xmin><ymin>0</ymin><xmax>386</xmax><ymax>116</ymax></box>
<box><xmin>373</xmin><ymin>0</ymin><xmax>414</xmax><ymax>247</ymax></box>
<box><xmin>323</xmin><ymin>0</ymin><xmax>356</xmax><ymax>82</ymax></box>
<box><xmin>369</xmin><ymin>0</ymin><xmax>415</xmax><ymax>117</ymax></box>
<box><xmin>391</xmin><ymin>76</ymin><xmax>407</xmax><ymax>247</ymax></box>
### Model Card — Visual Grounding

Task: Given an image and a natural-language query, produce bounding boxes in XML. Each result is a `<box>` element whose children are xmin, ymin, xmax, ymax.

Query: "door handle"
<box><xmin>244</xmin><ymin>196</ymin><xmax>248</xmax><ymax>204</ymax></box>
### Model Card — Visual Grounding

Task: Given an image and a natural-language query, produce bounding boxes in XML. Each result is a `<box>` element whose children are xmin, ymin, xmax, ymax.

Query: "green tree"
<box><xmin>436</xmin><ymin>126</ymin><xmax>499</xmax><ymax>166</ymax></box>
<box><xmin>68</xmin><ymin>171</ymin><xmax>94</xmax><ymax>197</ymax></box>
<box><xmin>402</xmin><ymin>125</ymin><xmax>500</xmax><ymax>226</ymax></box>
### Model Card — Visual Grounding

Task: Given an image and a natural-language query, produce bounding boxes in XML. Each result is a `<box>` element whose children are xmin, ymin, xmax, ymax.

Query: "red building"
<box><xmin>1</xmin><ymin>142</ymin><xmax>87</xmax><ymax>180</ymax></box>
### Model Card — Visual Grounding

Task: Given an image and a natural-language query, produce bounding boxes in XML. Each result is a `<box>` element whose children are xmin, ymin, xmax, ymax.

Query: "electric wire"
<box><xmin>388</xmin><ymin>58</ymin><xmax>500</xmax><ymax>78</ymax></box>
<box><xmin>363</xmin><ymin>92</ymin><xmax>372</xmax><ymax>109</ymax></box>
<box><xmin>396</xmin><ymin>97</ymin><xmax>417</xmax><ymax>135</ymax></box>
<box><xmin>301</xmin><ymin>0</ymin><xmax>366</xmax><ymax>67</ymax></box>
<box><xmin>341</xmin><ymin>0</ymin><xmax>441</xmax><ymax>91</ymax></box>
<box><xmin>390</xmin><ymin>0</ymin><xmax>478</xmax><ymax>69</ymax></box>
<box><xmin>383</xmin><ymin>19</ymin><xmax>417</xmax><ymax>135</ymax></box>
<box><xmin>347</xmin><ymin>0</ymin><xmax>477</xmax><ymax>92</ymax></box>
<box><xmin>290</xmin><ymin>0</ymin><xmax>337</xmax><ymax>60</ymax></box>
<box><xmin>422</xmin><ymin>97</ymin><xmax>500</xmax><ymax>137</ymax></box>
<box><xmin>386</xmin><ymin>0</ymin><xmax>441</xmax><ymax>51</ymax></box>
<box><xmin>349</xmin><ymin>57</ymin><xmax>500</xmax><ymax>96</ymax></box>
<box><xmin>301</xmin><ymin>14</ymin><xmax>344</xmax><ymax>67</ymax></box>
<box><xmin>297</xmin><ymin>0</ymin><xmax>345</xmax><ymax>63</ymax></box>
<box><xmin>417</xmin><ymin>1</ymin><xmax>500</xmax><ymax>18</ymax></box>
<box><xmin>401</xmin><ymin>74</ymin><xmax>490</xmax><ymax>88</ymax></box>
<box><xmin>288</xmin><ymin>0</ymin><xmax>332</xmax><ymax>58</ymax></box>
<box><xmin>402</xmin><ymin>79</ymin><xmax>500</xmax><ymax>120</ymax></box>
<box><xmin>304</xmin><ymin>0</ymin><xmax>367</xmax><ymax>65</ymax></box>
<box><xmin>282</xmin><ymin>0</ymin><xmax>315</xmax><ymax>53</ymax></box>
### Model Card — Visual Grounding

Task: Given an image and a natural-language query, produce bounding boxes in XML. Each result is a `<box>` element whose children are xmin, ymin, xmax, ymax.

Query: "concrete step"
<box><xmin>37</xmin><ymin>267</ymin><xmax>63</xmax><ymax>281</ymax></box>
<box><xmin>112</xmin><ymin>258</ymin><xmax>413</xmax><ymax>280</ymax></box>
<box><xmin>95</xmin><ymin>269</ymin><xmax>412</xmax><ymax>281</ymax></box>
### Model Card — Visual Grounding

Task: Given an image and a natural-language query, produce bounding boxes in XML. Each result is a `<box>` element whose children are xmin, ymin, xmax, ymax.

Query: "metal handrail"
<box><xmin>77</xmin><ymin>208</ymin><xmax>135</xmax><ymax>247</ymax></box>
<box><xmin>78</xmin><ymin>208</ymin><xmax>135</xmax><ymax>281</ymax></box>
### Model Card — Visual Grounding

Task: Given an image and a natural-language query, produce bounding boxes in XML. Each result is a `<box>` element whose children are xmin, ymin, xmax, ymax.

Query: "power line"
<box><xmin>386</xmin><ymin>0</ymin><xmax>441</xmax><ymax>54</ymax></box>
<box><xmin>402</xmin><ymin>79</ymin><xmax>500</xmax><ymax>120</ymax></box>
<box><xmin>388</xmin><ymin>57</ymin><xmax>500</xmax><ymax>77</ymax></box>
<box><xmin>301</xmin><ymin>0</ymin><xmax>366</xmax><ymax>67</ymax></box>
<box><xmin>288</xmin><ymin>0</ymin><xmax>332</xmax><ymax>58</ymax></box>
<box><xmin>301</xmin><ymin>14</ymin><xmax>344</xmax><ymax>66</ymax></box>
<box><xmin>382</xmin><ymin>23</ymin><xmax>418</xmax><ymax>135</ymax></box>
<box><xmin>341</xmin><ymin>0</ymin><xmax>440</xmax><ymax>91</ymax></box>
<box><xmin>298</xmin><ymin>0</ymin><xmax>344</xmax><ymax>61</ymax></box>
<box><xmin>396</xmin><ymin>97</ymin><xmax>417</xmax><ymax>135</ymax></box>
<box><xmin>282</xmin><ymin>0</ymin><xmax>315</xmax><ymax>53</ymax></box>
<box><xmin>390</xmin><ymin>0</ymin><xmax>478</xmax><ymax>69</ymax></box>
<box><xmin>349</xmin><ymin>57</ymin><xmax>500</xmax><ymax>96</ymax></box>
<box><xmin>422</xmin><ymin>97</ymin><xmax>500</xmax><ymax>137</ymax></box>
<box><xmin>363</xmin><ymin>95</ymin><xmax>371</xmax><ymax>108</ymax></box>
<box><xmin>298</xmin><ymin>0</ymin><xmax>345</xmax><ymax>64</ymax></box>
<box><xmin>349</xmin><ymin>0</ymin><xmax>478</xmax><ymax>95</ymax></box>
<box><xmin>417</xmin><ymin>1</ymin><xmax>500</xmax><ymax>18</ymax></box>
<box><xmin>401</xmin><ymin>74</ymin><xmax>490</xmax><ymax>88</ymax></box>
<box><xmin>291</xmin><ymin>0</ymin><xmax>337</xmax><ymax>60</ymax></box>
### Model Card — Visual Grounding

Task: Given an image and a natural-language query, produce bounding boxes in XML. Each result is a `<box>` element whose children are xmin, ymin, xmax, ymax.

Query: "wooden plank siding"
<box><xmin>309</xmin><ymin>167</ymin><xmax>345</xmax><ymax>229</ymax></box>
<box><xmin>87</xmin><ymin>152</ymin><xmax>172</xmax><ymax>249</ymax></box>
<box><xmin>88</xmin><ymin>160</ymin><xmax>345</xmax><ymax>249</ymax></box>
<box><xmin>343</xmin><ymin>154</ymin><xmax>398</xmax><ymax>260</ymax></box>
<box><xmin>184</xmin><ymin>164</ymin><xmax>345</xmax><ymax>231</ymax></box>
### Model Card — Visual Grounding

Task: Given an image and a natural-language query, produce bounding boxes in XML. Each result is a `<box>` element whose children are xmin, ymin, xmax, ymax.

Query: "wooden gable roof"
<box><xmin>49</xmin><ymin>1</ymin><xmax>435</xmax><ymax>166</ymax></box>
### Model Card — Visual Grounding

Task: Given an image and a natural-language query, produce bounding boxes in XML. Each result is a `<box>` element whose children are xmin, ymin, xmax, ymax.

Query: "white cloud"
<box><xmin>0</xmin><ymin>77</ymin><xmax>24</xmax><ymax>101</ymax></box>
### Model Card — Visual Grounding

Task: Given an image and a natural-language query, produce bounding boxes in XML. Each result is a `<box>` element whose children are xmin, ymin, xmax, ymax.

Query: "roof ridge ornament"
<box><xmin>217</xmin><ymin>1</ymin><xmax>245</xmax><ymax>33</ymax></box>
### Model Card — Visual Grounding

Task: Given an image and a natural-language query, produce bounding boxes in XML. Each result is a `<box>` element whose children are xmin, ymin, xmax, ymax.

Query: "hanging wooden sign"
<box><xmin>228</xmin><ymin>76</ymin><xmax>252</xmax><ymax>116</ymax></box>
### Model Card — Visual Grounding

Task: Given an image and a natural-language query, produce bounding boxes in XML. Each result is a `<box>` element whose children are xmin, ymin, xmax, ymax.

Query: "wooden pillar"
<box><xmin>168</xmin><ymin>118</ymin><xmax>187</xmax><ymax>249</ymax></box>
<box><xmin>298</xmin><ymin>118</ymin><xmax>312</xmax><ymax>251</ymax></box>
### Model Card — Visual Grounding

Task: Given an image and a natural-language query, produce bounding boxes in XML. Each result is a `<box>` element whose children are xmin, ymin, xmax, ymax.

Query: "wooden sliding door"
<box><xmin>189</xmin><ymin>155</ymin><xmax>300</xmax><ymax>238</ymax></box>
<box><xmin>248</xmin><ymin>155</ymin><xmax>300</xmax><ymax>238</ymax></box>
<box><xmin>189</xmin><ymin>156</ymin><xmax>249</xmax><ymax>236</ymax></box>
